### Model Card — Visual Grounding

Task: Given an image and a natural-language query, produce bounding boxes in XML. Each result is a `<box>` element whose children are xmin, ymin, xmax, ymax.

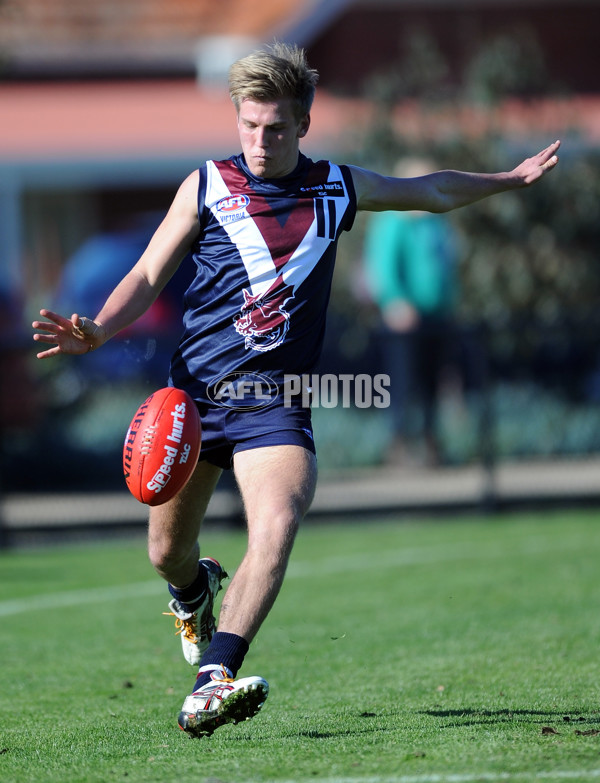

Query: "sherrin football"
<box><xmin>123</xmin><ymin>387</ymin><xmax>201</xmax><ymax>506</ymax></box>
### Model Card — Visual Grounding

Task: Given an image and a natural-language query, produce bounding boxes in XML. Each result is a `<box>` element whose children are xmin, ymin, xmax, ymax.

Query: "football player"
<box><xmin>33</xmin><ymin>42</ymin><xmax>560</xmax><ymax>736</ymax></box>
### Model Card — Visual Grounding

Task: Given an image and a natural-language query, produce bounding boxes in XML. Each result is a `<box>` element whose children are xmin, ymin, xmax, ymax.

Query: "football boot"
<box><xmin>164</xmin><ymin>557</ymin><xmax>228</xmax><ymax>665</ymax></box>
<box><xmin>178</xmin><ymin>665</ymin><xmax>269</xmax><ymax>737</ymax></box>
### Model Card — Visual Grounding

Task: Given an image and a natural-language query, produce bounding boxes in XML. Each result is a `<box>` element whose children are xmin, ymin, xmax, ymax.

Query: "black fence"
<box><xmin>1</xmin><ymin>315</ymin><xmax>599</xmax><ymax>543</ymax></box>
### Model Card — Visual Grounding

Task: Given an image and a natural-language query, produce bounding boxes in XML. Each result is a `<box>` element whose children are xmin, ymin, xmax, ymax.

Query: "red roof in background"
<box><xmin>0</xmin><ymin>81</ymin><xmax>242</xmax><ymax>159</ymax></box>
<box><xmin>1</xmin><ymin>80</ymin><xmax>599</xmax><ymax>164</ymax></box>
<box><xmin>0</xmin><ymin>0</ymin><xmax>303</xmax><ymax>47</ymax></box>
<box><xmin>0</xmin><ymin>80</ymin><xmax>369</xmax><ymax>161</ymax></box>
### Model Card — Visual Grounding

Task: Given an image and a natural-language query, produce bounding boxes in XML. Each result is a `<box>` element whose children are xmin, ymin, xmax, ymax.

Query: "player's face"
<box><xmin>237</xmin><ymin>98</ymin><xmax>310</xmax><ymax>179</ymax></box>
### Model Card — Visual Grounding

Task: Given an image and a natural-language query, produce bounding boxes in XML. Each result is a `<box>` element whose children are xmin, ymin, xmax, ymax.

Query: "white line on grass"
<box><xmin>271</xmin><ymin>770</ymin><xmax>600</xmax><ymax>783</ymax></box>
<box><xmin>285</xmin><ymin>535</ymin><xmax>586</xmax><ymax>579</ymax></box>
<box><xmin>0</xmin><ymin>534</ymin><xmax>589</xmax><ymax>618</ymax></box>
<box><xmin>0</xmin><ymin>579</ymin><xmax>162</xmax><ymax>616</ymax></box>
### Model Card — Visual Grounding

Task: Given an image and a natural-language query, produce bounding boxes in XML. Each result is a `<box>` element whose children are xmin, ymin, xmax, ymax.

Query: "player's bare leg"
<box><xmin>148</xmin><ymin>460</ymin><xmax>222</xmax><ymax>586</ymax></box>
<box><xmin>177</xmin><ymin>444</ymin><xmax>317</xmax><ymax>736</ymax></box>
<box><xmin>220</xmin><ymin>444</ymin><xmax>317</xmax><ymax>641</ymax></box>
<box><xmin>149</xmin><ymin>460</ymin><xmax>227</xmax><ymax>665</ymax></box>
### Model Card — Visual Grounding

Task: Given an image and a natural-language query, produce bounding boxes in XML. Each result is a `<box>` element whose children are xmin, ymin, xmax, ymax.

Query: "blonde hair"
<box><xmin>228</xmin><ymin>42</ymin><xmax>319</xmax><ymax>119</ymax></box>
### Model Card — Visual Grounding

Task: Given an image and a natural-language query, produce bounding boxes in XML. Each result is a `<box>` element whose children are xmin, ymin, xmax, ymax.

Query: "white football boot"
<box><xmin>164</xmin><ymin>558</ymin><xmax>228</xmax><ymax>665</ymax></box>
<box><xmin>178</xmin><ymin>665</ymin><xmax>269</xmax><ymax>737</ymax></box>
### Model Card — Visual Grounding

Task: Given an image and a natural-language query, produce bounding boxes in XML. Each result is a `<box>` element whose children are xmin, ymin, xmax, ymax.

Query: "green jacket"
<box><xmin>364</xmin><ymin>211</ymin><xmax>458</xmax><ymax>316</ymax></box>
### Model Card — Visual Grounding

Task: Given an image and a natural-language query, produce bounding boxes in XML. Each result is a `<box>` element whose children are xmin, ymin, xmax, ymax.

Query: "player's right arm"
<box><xmin>33</xmin><ymin>170</ymin><xmax>200</xmax><ymax>359</ymax></box>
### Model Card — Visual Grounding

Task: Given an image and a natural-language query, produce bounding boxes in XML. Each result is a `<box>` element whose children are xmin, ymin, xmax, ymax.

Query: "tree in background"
<box><xmin>324</xmin><ymin>26</ymin><xmax>600</xmax><ymax>463</ymax></box>
<box><xmin>342</xmin><ymin>24</ymin><xmax>600</xmax><ymax>345</ymax></box>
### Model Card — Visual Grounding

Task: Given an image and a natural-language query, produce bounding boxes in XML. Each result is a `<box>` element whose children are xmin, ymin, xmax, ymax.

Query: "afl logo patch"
<box><xmin>217</xmin><ymin>194</ymin><xmax>250</xmax><ymax>213</ymax></box>
<box><xmin>207</xmin><ymin>371</ymin><xmax>279</xmax><ymax>410</ymax></box>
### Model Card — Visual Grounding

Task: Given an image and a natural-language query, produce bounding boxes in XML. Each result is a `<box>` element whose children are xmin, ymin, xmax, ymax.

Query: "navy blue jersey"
<box><xmin>169</xmin><ymin>153</ymin><xmax>357</xmax><ymax>402</ymax></box>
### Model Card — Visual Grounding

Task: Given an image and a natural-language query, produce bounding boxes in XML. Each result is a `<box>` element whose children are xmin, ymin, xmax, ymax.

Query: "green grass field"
<box><xmin>1</xmin><ymin>509</ymin><xmax>600</xmax><ymax>783</ymax></box>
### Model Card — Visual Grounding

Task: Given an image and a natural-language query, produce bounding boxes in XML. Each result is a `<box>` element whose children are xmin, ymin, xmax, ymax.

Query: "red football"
<box><xmin>123</xmin><ymin>387</ymin><xmax>201</xmax><ymax>506</ymax></box>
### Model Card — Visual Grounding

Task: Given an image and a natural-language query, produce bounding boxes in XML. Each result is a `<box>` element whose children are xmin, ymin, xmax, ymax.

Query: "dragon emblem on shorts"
<box><xmin>233</xmin><ymin>277</ymin><xmax>294</xmax><ymax>352</ymax></box>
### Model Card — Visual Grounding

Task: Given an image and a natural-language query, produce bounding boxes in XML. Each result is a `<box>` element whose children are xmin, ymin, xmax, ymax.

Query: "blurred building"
<box><xmin>1</xmin><ymin>1</ymin><xmax>598</xmax><ymax>89</ymax></box>
<box><xmin>0</xmin><ymin>0</ymin><xmax>353</xmax><ymax>305</ymax></box>
<box><xmin>1</xmin><ymin>0</ymin><xmax>600</xmax><ymax>487</ymax></box>
<box><xmin>1</xmin><ymin>0</ymin><xmax>599</xmax><ymax>302</ymax></box>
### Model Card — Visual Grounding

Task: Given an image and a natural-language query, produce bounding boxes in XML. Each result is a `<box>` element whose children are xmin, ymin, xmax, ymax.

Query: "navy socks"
<box><xmin>168</xmin><ymin>564</ymin><xmax>250</xmax><ymax>691</ymax></box>
<box><xmin>193</xmin><ymin>632</ymin><xmax>249</xmax><ymax>691</ymax></box>
<box><xmin>168</xmin><ymin>562</ymin><xmax>208</xmax><ymax>613</ymax></box>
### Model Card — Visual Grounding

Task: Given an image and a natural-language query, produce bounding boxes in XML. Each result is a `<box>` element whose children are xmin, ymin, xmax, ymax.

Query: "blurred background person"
<box><xmin>363</xmin><ymin>157</ymin><xmax>460</xmax><ymax>466</ymax></box>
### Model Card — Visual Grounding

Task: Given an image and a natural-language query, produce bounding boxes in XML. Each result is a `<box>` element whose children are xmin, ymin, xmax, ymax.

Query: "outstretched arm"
<box><xmin>350</xmin><ymin>140</ymin><xmax>560</xmax><ymax>213</ymax></box>
<box><xmin>33</xmin><ymin>170</ymin><xmax>200</xmax><ymax>359</ymax></box>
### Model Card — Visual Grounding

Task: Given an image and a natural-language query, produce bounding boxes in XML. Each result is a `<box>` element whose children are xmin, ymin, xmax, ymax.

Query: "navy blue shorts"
<box><xmin>194</xmin><ymin>399</ymin><xmax>315</xmax><ymax>470</ymax></box>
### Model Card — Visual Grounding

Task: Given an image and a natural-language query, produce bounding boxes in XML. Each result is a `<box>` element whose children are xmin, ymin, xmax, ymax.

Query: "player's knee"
<box><xmin>147</xmin><ymin>535</ymin><xmax>189</xmax><ymax>575</ymax></box>
<box><xmin>248</xmin><ymin>508</ymin><xmax>300</xmax><ymax>564</ymax></box>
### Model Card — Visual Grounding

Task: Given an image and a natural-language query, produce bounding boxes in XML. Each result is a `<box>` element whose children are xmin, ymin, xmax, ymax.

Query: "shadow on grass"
<box><xmin>225</xmin><ymin>709</ymin><xmax>600</xmax><ymax>743</ymax></box>
<box><xmin>422</xmin><ymin>708</ymin><xmax>600</xmax><ymax>728</ymax></box>
<box><xmin>229</xmin><ymin>711</ymin><xmax>394</xmax><ymax>741</ymax></box>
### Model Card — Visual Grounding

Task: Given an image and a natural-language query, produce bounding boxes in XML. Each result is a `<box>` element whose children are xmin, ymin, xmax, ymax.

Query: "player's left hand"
<box><xmin>511</xmin><ymin>140</ymin><xmax>560</xmax><ymax>186</ymax></box>
<box><xmin>32</xmin><ymin>310</ymin><xmax>105</xmax><ymax>359</ymax></box>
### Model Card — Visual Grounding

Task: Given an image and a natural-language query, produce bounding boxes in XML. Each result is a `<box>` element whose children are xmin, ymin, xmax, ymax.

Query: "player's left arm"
<box><xmin>349</xmin><ymin>140</ymin><xmax>560</xmax><ymax>214</ymax></box>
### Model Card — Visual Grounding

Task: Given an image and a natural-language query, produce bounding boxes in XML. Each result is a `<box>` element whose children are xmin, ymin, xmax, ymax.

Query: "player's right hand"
<box><xmin>32</xmin><ymin>310</ymin><xmax>105</xmax><ymax>359</ymax></box>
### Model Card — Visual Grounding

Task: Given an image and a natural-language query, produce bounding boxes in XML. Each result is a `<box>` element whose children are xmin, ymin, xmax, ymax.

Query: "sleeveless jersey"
<box><xmin>169</xmin><ymin>153</ymin><xmax>357</xmax><ymax>403</ymax></box>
